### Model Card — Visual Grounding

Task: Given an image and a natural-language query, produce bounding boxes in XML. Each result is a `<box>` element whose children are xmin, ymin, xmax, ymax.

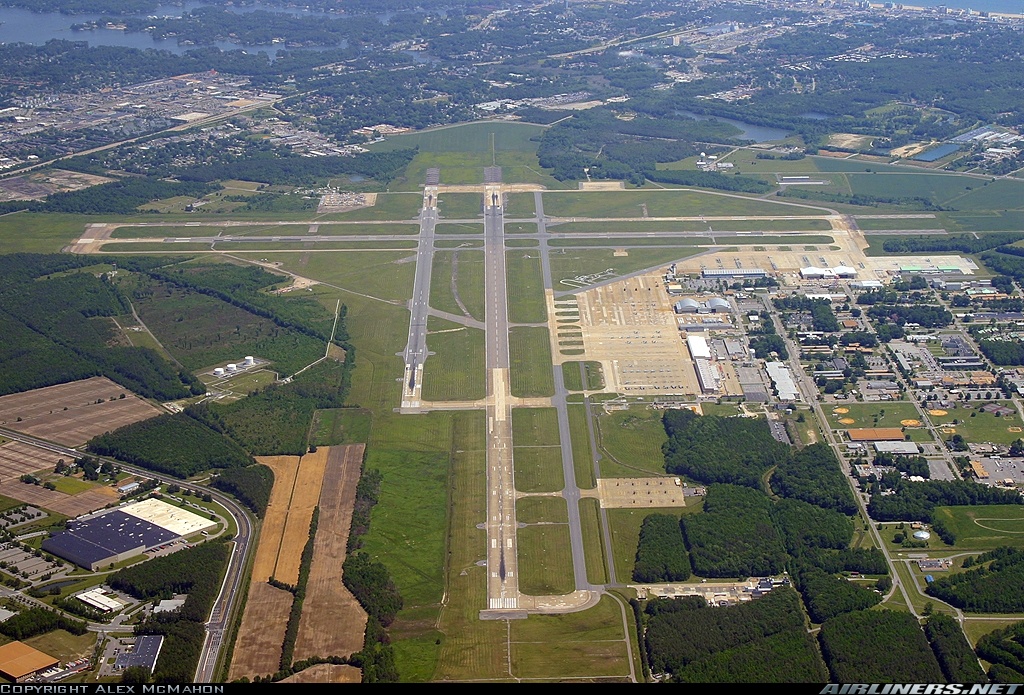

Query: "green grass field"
<box><xmin>508</xmin><ymin>596</ymin><xmax>634</xmax><ymax>680</ymax></box>
<box><xmin>516</xmin><ymin>523</ymin><xmax>574</xmax><ymax>595</ymax></box>
<box><xmin>512</xmin><ymin>407</ymin><xmax>561</xmax><ymax>447</ymax></box>
<box><xmin>550</xmin><ymin>218</ymin><xmax>832</xmax><ymax>233</ymax></box>
<box><xmin>438</xmin><ymin>192</ymin><xmax>484</xmax><ymax>220</ymax></box>
<box><xmin>509</xmin><ymin>327</ymin><xmax>555</xmax><ymax>398</ymax></box>
<box><xmin>505</xmin><ymin>193</ymin><xmax>537</xmax><ymax>219</ymax></box>
<box><xmin>568</xmin><ymin>404</ymin><xmax>596</xmax><ymax>489</ymax></box>
<box><xmin>505</xmin><ymin>251</ymin><xmax>547</xmax><ymax>323</ymax></box>
<box><xmin>430</xmin><ymin>250</ymin><xmax>485</xmax><ymax>322</ymax></box>
<box><xmin>549</xmin><ymin>248</ymin><xmax>702</xmax><ymax>287</ymax></box>
<box><xmin>542</xmin><ymin>189</ymin><xmax>826</xmax><ymax>219</ymax></box>
<box><xmin>317</xmin><ymin>192</ymin><xmax>423</xmax><ymax>221</ymax></box>
<box><xmin>422</xmin><ymin>317</ymin><xmax>486</xmax><ymax>401</ymax></box>
<box><xmin>607</xmin><ymin>505</ymin><xmax>699</xmax><ymax>585</ymax></box>
<box><xmin>49</xmin><ymin>477</ymin><xmax>96</xmax><ymax>495</ymax></box>
<box><xmin>435</xmin><ymin>223</ymin><xmax>482</xmax><ymax>234</ymax></box>
<box><xmin>579</xmin><ymin>497</ymin><xmax>609</xmax><ymax>585</ymax></box>
<box><xmin>561</xmin><ymin>364</ymin><xmax>598</xmax><ymax>391</ymax></box>
<box><xmin>931</xmin><ymin>505</ymin><xmax>1024</xmax><ymax>550</ymax></box>
<box><xmin>310</xmin><ymin>407</ymin><xmax>372</xmax><ymax>446</ymax></box>
<box><xmin>824</xmin><ymin>401</ymin><xmax>924</xmax><ymax>430</ymax></box>
<box><xmin>517</xmin><ymin>496</ymin><xmax>569</xmax><ymax>524</ymax></box>
<box><xmin>513</xmin><ymin>447</ymin><xmax>564</xmax><ymax>493</ymax></box>
<box><xmin>930</xmin><ymin>403</ymin><xmax>1024</xmax><ymax>445</ymax></box>
<box><xmin>596</xmin><ymin>408</ymin><xmax>668</xmax><ymax>478</ymax></box>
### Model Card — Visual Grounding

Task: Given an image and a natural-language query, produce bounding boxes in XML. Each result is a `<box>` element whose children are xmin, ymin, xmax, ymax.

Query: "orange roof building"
<box><xmin>847</xmin><ymin>428</ymin><xmax>906</xmax><ymax>442</ymax></box>
<box><xmin>0</xmin><ymin>641</ymin><xmax>58</xmax><ymax>682</ymax></box>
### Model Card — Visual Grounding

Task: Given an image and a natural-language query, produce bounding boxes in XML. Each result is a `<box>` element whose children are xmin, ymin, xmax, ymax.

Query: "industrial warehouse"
<box><xmin>41</xmin><ymin>498</ymin><xmax>217</xmax><ymax>570</ymax></box>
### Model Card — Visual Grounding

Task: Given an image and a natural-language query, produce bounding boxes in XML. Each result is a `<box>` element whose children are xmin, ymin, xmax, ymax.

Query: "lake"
<box><xmin>676</xmin><ymin>110</ymin><xmax>792</xmax><ymax>143</ymax></box>
<box><xmin>0</xmin><ymin>2</ymin><xmax>357</xmax><ymax>55</ymax></box>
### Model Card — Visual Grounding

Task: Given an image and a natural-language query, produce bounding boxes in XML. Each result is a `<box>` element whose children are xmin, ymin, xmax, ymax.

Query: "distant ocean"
<box><xmin>905</xmin><ymin>0</ymin><xmax>1024</xmax><ymax>14</ymax></box>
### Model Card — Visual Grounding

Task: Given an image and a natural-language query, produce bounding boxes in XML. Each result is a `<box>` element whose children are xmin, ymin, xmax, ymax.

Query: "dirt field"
<box><xmin>280</xmin><ymin>664</ymin><xmax>362</xmax><ymax>683</ymax></box>
<box><xmin>294</xmin><ymin>444</ymin><xmax>368</xmax><ymax>662</ymax></box>
<box><xmin>0</xmin><ymin>480</ymin><xmax>117</xmax><ymax>517</ymax></box>
<box><xmin>226</xmin><ymin>582</ymin><xmax>294</xmax><ymax>681</ymax></box>
<box><xmin>0</xmin><ymin>378</ymin><xmax>161</xmax><ymax>446</ymax></box>
<box><xmin>0</xmin><ymin>441</ymin><xmax>63</xmax><ymax>479</ymax></box>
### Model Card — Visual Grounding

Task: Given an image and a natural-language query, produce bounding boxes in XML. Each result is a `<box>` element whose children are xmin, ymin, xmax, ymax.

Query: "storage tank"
<box><xmin>244</xmin><ymin>356</ymin><xmax>255</xmax><ymax>366</ymax></box>
<box><xmin>226</xmin><ymin>363</ymin><xmax>238</xmax><ymax>372</ymax></box>
<box><xmin>913</xmin><ymin>530</ymin><xmax>931</xmax><ymax>541</ymax></box>
<box><xmin>213</xmin><ymin>367</ymin><xmax>225</xmax><ymax>377</ymax></box>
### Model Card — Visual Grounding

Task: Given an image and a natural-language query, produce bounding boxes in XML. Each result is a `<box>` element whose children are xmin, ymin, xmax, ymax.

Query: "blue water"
<box><xmin>0</xmin><ymin>2</ymin><xmax>362</xmax><ymax>54</ymax></box>
<box><xmin>914</xmin><ymin>143</ymin><xmax>961</xmax><ymax>161</ymax></box>
<box><xmin>676</xmin><ymin>110</ymin><xmax>792</xmax><ymax>143</ymax></box>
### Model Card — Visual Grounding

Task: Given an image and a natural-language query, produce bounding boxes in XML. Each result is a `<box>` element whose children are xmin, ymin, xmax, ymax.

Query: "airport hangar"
<box><xmin>42</xmin><ymin>498</ymin><xmax>216</xmax><ymax>571</ymax></box>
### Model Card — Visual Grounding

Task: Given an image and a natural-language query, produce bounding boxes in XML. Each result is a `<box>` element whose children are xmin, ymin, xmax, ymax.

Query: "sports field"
<box><xmin>931</xmin><ymin>505</ymin><xmax>1024</xmax><ymax>550</ymax></box>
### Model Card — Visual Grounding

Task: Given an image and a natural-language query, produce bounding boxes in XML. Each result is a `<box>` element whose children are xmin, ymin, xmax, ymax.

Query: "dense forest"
<box><xmin>0</xmin><ymin>254</ymin><xmax>202</xmax><ymax>400</ymax></box>
<box><xmin>633</xmin><ymin>514</ymin><xmax>691</xmax><ymax>583</ymax></box>
<box><xmin>643</xmin><ymin>587</ymin><xmax>812</xmax><ymax>678</ymax></box>
<box><xmin>795</xmin><ymin>567</ymin><xmax>881</xmax><ymax>624</ymax></box>
<box><xmin>87</xmin><ymin>412</ymin><xmax>254</xmax><ymax>477</ymax></box>
<box><xmin>818</xmin><ymin>609</ymin><xmax>944</xmax><ymax>682</ymax></box>
<box><xmin>976</xmin><ymin>621</ymin><xmax>1024</xmax><ymax>682</ymax></box>
<box><xmin>770</xmin><ymin>443</ymin><xmax>858</xmax><ymax>515</ymax></box>
<box><xmin>681</xmin><ymin>484</ymin><xmax>788</xmax><ymax>578</ymax></box>
<box><xmin>867</xmin><ymin>476</ymin><xmax>1022</xmax><ymax>522</ymax></box>
<box><xmin>210</xmin><ymin>464</ymin><xmax>274</xmax><ymax>517</ymax></box>
<box><xmin>924</xmin><ymin>613</ymin><xmax>986</xmax><ymax>684</ymax></box>
<box><xmin>662</xmin><ymin>410</ymin><xmax>790</xmax><ymax>488</ymax></box>
<box><xmin>926</xmin><ymin>546</ymin><xmax>1024</xmax><ymax>613</ymax></box>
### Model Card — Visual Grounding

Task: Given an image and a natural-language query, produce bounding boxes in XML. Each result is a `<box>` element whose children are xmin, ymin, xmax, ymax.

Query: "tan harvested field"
<box><xmin>227</xmin><ymin>582</ymin><xmax>294</xmax><ymax>682</ymax></box>
<box><xmin>0</xmin><ymin>377</ymin><xmax>161</xmax><ymax>446</ymax></box>
<box><xmin>230</xmin><ymin>448</ymin><xmax>335</xmax><ymax>679</ymax></box>
<box><xmin>294</xmin><ymin>444</ymin><xmax>368</xmax><ymax>662</ymax></box>
<box><xmin>0</xmin><ymin>441</ymin><xmax>62</xmax><ymax>478</ymax></box>
<box><xmin>0</xmin><ymin>479</ymin><xmax>117</xmax><ymax>516</ymax></box>
<box><xmin>279</xmin><ymin>664</ymin><xmax>362</xmax><ymax>683</ymax></box>
<box><xmin>275</xmin><ymin>448</ymin><xmax>329</xmax><ymax>585</ymax></box>
<box><xmin>251</xmin><ymin>455</ymin><xmax>300</xmax><ymax>582</ymax></box>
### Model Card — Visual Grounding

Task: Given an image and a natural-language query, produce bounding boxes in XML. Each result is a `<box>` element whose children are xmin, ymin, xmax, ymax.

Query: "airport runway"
<box><xmin>400</xmin><ymin>188</ymin><xmax>438</xmax><ymax>408</ymax></box>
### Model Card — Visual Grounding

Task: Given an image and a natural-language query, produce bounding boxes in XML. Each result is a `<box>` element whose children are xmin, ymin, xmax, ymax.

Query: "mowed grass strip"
<box><xmin>562</xmin><ymin>361</ymin><xmax>603</xmax><ymax>391</ymax></box>
<box><xmin>579</xmin><ymin>497</ymin><xmax>609</xmax><ymax>585</ymax></box>
<box><xmin>568</xmin><ymin>404</ymin><xmax>596</xmax><ymax>489</ymax></box>
<box><xmin>438</xmin><ymin>192</ymin><xmax>484</xmax><ymax>219</ymax></box>
<box><xmin>550</xmin><ymin>218</ymin><xmax>832</xmax><ymax>233</ymax></box>
<box><xmin>509</xmin><ymin>327</ymin><xmax>555</xmax><ymax>398</ymax></box>
<box><xmin>517</xmin><ymin>495</ymin><xmax>569</xmax><ymax>524</ymax></box>
<box><xmin>505</xmin><ymin>193</ymin><xmax>536</xmax><ymax>219</ymax></box>
<box><xmin>931</xmin><ymin>505</ymin><xmax>1024</xmax><ymax>550</ymax></box>
<box><xmin>422</xmin><ymin>317</ymin><xmax>485</xmax><ymax>401</ymax></box>
<box><xmin>426</xmin><ymin>410</ymin><xmax>515</xmax><ymax>681</ymax></box>
<box><xmin>505</xmin><ymin>251</ymin><xmax>547</xmax><ymax>323</ymax></box>
<box><xmin>509</xmin><ymin>596</ymin><xmax>632</xmax><ymax>679</ymax></box>
<box><xmin>516</xmin><ymin>523</ymin><xmax>574</xmax><ymax>596</ymax></box>
<box><xmin>512</xmin><ymin>407</ymin><xmax>561</xmax><ymax>447</ymax></box>
<box><xmin>597</xmin><ymin>408</ymin><xmax>669</xmax><ymax>477</ymax></box>
<box><xmin>542</xmin><ymin>189</ymin><xmax>822</xmax><ymax>219</ymax></box>
<box><xmin>513</xmin><ymin>446</ymin><xmax>564</xmax><ymax>493</ymax></box>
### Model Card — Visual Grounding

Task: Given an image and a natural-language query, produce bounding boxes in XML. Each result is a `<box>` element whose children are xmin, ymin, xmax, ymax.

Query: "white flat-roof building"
<box><xmin>687</xmin><ymin>335</ymin><xmax>712</xmax><ymax>361</ymax></box>
<box><xmin>800</xmin><ymin>266</ymin><xmax>857</xmax><ymax>280</ymax></box>
<box><xmin>76</xmin><ymin>589</ymin><xmax>123</xmax><ymax>613</ymax></box>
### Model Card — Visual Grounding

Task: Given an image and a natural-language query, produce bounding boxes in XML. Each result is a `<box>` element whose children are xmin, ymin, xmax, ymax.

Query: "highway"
<box><xmin>0</xmin><ymin>426</ymin><xmax>254</xmax><ymax>683</ymax></box>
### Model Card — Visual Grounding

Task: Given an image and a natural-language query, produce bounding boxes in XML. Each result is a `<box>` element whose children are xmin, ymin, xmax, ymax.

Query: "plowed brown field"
<box><xmin>294</xmin><ymin>444</ymin><xmax>368</xmax><ymax>662</ymax></box>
